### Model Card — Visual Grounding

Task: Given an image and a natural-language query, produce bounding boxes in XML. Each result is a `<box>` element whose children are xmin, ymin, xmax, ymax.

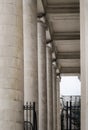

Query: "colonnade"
<box><xmin>0</xmin><ymin>0</ymin><xmax>61</xmax><ymax>130</ymax></box>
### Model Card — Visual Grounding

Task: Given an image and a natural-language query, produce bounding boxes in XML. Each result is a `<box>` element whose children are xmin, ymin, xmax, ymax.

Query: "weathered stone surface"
<box><xmin>0</xmin><ymin>0</ymin><xmax>24</xmax><ymax>130</ymax></box>
<box><xmin>52</xmin><ymin>63</ymin><xmax>57</xmax><ymax>130</ymax></box>
<box><xmin>46</xmin><ymin>44</ymin><xmax>53</xmax><ymax>130</ymax></box>
<box><xmin>56</xmin><ymin>76</ymin><xmax>61</xmax><ymax>130</ymax></box>
<box><xmin>23</xmin><ymin>0</ymin><xmax>38</xmax><ymax>110</ymax></box>
<box><xmin>38</xmin><ymin>20</ymin><xmax>47</xmax><ymax>130</ymax></box>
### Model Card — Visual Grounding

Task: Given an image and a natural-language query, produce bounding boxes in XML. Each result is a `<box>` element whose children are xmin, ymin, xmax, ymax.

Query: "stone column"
<box><xmin>46</xmin><ymin>44</ymin><xmax>53</xmax><ymax>130</ymax></box>
<box><xmin>52</xmin><ymin>62</ymin><xmax>57</xmax><ymax>130</ymax></box>
<box><xmin>38</xmin><ymin>20</ymin><xmax>47</xmax><ymax>130</ymax></box>
<box><xmin>80</xmin><ymin>0</ymin><xmax>88</xmax><ymax>130</ymax></box>
<box><xmin>0</xmin><ymin>0</ymin><xmax>24</xmax><ymax>130</ymax></box>
<box><xmin>56</xmin><ymin>75</ymin><xmax>61</xmax><ymax>130</ymax></box>
<box><xmin>23</xmin><ymin>0</ymin><xmax>38</xmax><ymax>110</ymax></box>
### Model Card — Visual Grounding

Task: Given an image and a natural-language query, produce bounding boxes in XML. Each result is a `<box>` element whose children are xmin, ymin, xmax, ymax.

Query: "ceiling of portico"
<box><xmin>55</xmin><ymin>40</ymin><xmax>80</xmax><ymax>52</ymax></box>
<box><xmin>38</xmin><ymin>0</ymin><xmax>80</xmax><ymax>75</ymax></box>
<box><xmin>48</xmin><ymin>13</ymin><xmax>80</xmax><ymax>32</ymax></box>
<box><xmin>47</xmin><ymin>0</ymin><xmax>79</xmax><ymax>4</ymax></box>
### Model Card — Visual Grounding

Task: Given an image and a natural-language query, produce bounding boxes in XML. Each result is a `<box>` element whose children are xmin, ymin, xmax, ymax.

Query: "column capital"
<box><xmin>37</xmin><ymin>18</ymin><xmax>47</xmax><ymax>29</ymax></box>
<box><xmin>56</xmin><ymin>75</ymin><xmax>61</xmax><ymax>81</ymax></box>
<box><xmin>46</xmin><ymin>42</ymin><xmax>52</xmax><ymax>50</ymax></box>
<box><xmin>52</xmin><ymin>61</ymin><xmax>57</xmax><ymax>68</ymax></box>
<box><xmin>37</xmin><ymin>13</ymin><xmax>46</xmax><ymax>18</ymax></box>
<box><xmin>52</xmin><ymin>52</ymin><xmax>56</xmax><ymax>61</ymax></box>
<box><xmin>56</xmin><ymin>69</ymin><xmax>61</xmax><ymax>80</ymax></box>
<box><xmin>47</xmin><ymin>39</ymin><xmax>53</xmax><ymax>44</ymax></box>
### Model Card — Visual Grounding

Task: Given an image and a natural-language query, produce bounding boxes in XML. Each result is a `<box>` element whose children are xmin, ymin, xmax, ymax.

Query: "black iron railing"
<box><xmin>24</xmin><ymin>102</ymin><xmax>37</xmax><ymax>130</ymax></box>
<box><xmin>61</xmin><ymin>96</ymin><xmax>80</xmax><ymax>130</ymax></box>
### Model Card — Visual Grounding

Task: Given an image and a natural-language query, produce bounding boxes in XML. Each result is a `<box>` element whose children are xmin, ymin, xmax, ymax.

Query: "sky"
<box><xmin>60</xmin><ymin>76</ymin><xmax>81</xmax><ymax>97</ymax></box>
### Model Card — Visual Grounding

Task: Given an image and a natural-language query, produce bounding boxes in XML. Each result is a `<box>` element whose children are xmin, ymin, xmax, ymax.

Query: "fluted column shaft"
<box><xmin>52</xmin><ymin>63</ymin><xmax>57</xmax><ymax>130</ymax></box>
<box><xmin>23</xmin><ymin>0</ymin><xmax>38</xmax><ymax>110</ymax></box>
<box><xmin>56</xmin><ymin>76</ymin><xmax>61</xmax><ymax>130</ymax></box>
<box><xmin>0</xmin><ymin>0</ymin><xmax>24</xmax><ymax>130</ymax></box>
<box><xmin>38</xmin><ymin>20</ymin><xmax>47</xmax><ymax>130</ymax></box>
<box><xmin>46</xmin><ymin>44</ymin><xmax>53</xmax><ymax>130</ymax></box>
